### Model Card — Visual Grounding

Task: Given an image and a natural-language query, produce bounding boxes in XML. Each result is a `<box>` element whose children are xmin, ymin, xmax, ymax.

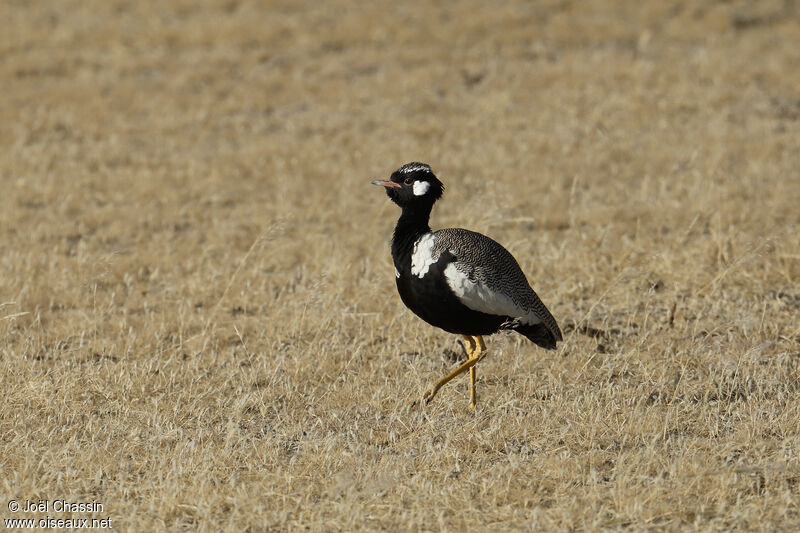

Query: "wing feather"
<box><xmin>435</xmin><ymin>228</ymin><xmax>562</xmax><ymax>341</ymax></box>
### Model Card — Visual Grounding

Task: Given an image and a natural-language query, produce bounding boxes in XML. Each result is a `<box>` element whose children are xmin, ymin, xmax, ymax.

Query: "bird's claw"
<box><xmin>421</xmin><ymin>388</ymin><xmax>436</xmax><ymax>405</ymax></box>
<box><xmin>409</xmin><ymin>389</ymin><xmax>435</xmax><ymax>409</ymax></box>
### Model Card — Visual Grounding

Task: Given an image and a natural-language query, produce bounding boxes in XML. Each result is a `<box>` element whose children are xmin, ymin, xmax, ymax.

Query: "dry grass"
<box><xmin>2</xmin><ymin>0</ymin><xmax>800</xmax><ymax>530</ymax></box>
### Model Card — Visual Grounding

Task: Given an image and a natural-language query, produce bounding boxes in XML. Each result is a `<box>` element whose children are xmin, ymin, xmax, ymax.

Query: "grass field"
<box><xmin>2</xmin><ymin>0</ymin><xmax>800</xmax><ymax>530</ymax></box>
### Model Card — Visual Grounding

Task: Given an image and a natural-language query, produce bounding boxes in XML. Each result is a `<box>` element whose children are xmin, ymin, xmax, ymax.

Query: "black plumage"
<box><xmin>373</xmin><ymin>162</ymin><xmax>563</xmax><ymax>407</ymax></box>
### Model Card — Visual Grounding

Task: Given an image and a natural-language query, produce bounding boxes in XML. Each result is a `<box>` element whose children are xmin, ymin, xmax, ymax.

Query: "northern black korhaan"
<box><xmin>373</xmin><ymin>162</ymin><xmax>563</xmax><ymax>408</ymax></box>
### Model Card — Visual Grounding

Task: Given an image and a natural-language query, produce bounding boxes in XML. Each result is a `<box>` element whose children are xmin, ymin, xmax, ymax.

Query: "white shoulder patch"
<box><xmin>394</xmin><ymin>267</ymin><xmax>400</xmax><ymax>278</ymax></box>
<box><xmin>411</xmin><ymin>232</ymin><xmax>437</xmax><ymax>278</ymax></box>
<box><xmin>413</xmin><ymin>180</ymin><xmax>431</xmax><ymax>196</ymax></box>
<box><xmin>444</xmin><ymin>263</ymin><xmax>542</xmax><ymax>325</ymax></box>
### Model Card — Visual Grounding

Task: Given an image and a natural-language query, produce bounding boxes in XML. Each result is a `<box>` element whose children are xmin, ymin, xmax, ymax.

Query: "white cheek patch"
<box><xmin>413</xmin><ymin>180</ymin><xmax>431</xmax><ymax>196</ymax></box>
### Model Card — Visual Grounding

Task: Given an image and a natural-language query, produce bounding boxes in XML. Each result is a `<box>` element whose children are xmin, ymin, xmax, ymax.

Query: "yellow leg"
<box><xmin>469</xmin><ymin>362</ymin><xmax>477</xmax><ymax>408</ymax></box>
<box><xmin>463</xmin><ymin>335</ymin><xmax>478</xmax><ymax>408</ymax></box>
<box><xmin>469</xmin><ymin>336</ymin><xmax>486</xmax><ymax>409</ymax></box>
<box><xmin>421</xmin><ymin>335</ymin><xmax>487</xmax><ymax>407</ymax></box>
<box><xmin>462</xmin><ymin>335</ymin><xmax>476</xmax><ymax>360</ymax></box>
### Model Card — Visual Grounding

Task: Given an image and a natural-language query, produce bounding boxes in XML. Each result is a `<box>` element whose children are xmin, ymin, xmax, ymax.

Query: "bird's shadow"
<box><xmin>442</xmin><ymin>340</ymin><xmax>470</xmax><ymax>364</ymax></box>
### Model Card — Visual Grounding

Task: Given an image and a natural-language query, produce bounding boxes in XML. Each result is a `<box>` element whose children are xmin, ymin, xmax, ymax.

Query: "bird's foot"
<box><xmin>421</xmin><ymin>386</ymin><xmax>438</xmax><ymax>405</ymax></box>
<box><xmin>409</xmin><ymin>388</ymin><xmax>436</xmax><ymax>409</ymax></box>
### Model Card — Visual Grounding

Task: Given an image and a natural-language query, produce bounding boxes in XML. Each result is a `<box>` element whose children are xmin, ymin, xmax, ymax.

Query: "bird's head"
<box><xmin>372</xmin><ymin>162</ymin><xmax>444</xmax><ymax>209</ymax></box>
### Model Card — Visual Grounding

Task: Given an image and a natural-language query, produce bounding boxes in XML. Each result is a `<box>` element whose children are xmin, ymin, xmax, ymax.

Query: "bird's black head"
<box><xmin>372</xmin><ymin>162</ymin><xmax>444</xmax><ymax>209</ymax></box>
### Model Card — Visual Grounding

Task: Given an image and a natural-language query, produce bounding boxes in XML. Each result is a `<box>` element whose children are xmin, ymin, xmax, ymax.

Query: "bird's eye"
<box><xmin>403</xmin><ymin>177</ymin><xmax>413</xmax><ymax>185</ymax></box>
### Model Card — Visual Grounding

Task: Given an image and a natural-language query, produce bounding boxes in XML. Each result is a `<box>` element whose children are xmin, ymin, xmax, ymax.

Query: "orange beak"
<box><xmin>371</xmin><ymin>180</ymin><xmax>401</xmax><ymax>188</ymax></box>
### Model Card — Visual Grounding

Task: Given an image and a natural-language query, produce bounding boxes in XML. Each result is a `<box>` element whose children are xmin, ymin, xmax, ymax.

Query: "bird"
<box><xmin>372</xmin><ymin>162</ymin><xmax>563</xmax><ymax>408</ymax></box>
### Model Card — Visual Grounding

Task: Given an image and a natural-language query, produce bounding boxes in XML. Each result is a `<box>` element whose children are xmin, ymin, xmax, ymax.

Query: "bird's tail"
<box><xmin>512</xmin><ymin>322</ymin><xmax>560</xmax><ymax>351</ymax></box>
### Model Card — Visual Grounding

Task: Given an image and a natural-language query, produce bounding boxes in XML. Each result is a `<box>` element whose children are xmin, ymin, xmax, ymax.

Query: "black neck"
<box><xmin>391</xmin><ymin>204</ymin><xmax>433</xmax><ymax>267</ymax></box>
